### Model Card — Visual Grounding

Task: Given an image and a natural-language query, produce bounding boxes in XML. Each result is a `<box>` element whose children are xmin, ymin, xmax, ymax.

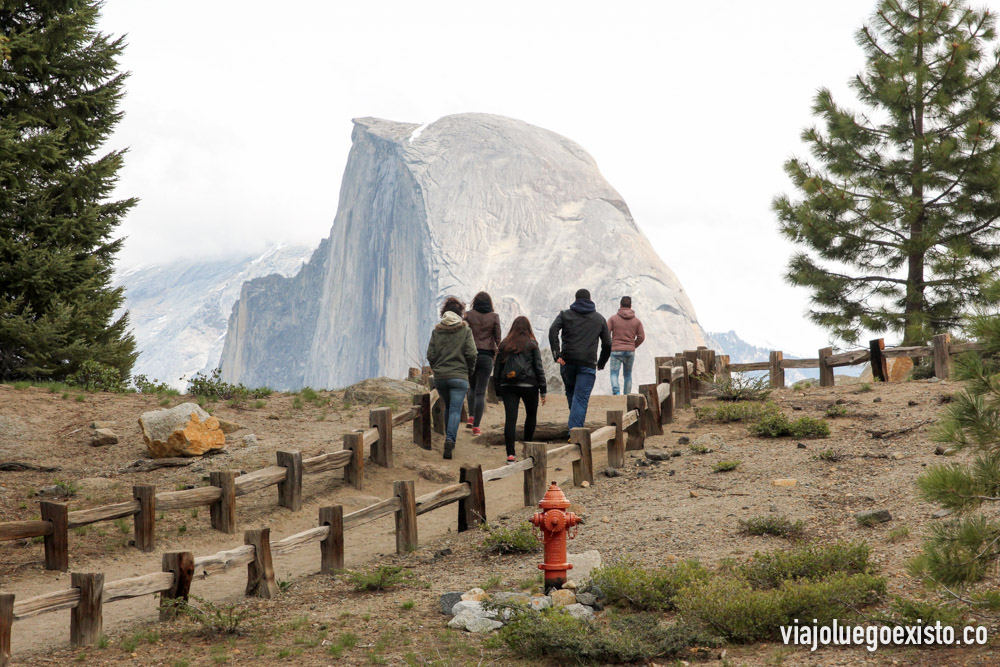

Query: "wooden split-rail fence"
<box><xmin>722</xmin><ymin>332</ymin><xmax>983</xmax><ymax>389</ymax></box>
<box><xmin>1</xmin><ymin>351</ymin><xmax>720</xmax><ymax>664</ymax></box>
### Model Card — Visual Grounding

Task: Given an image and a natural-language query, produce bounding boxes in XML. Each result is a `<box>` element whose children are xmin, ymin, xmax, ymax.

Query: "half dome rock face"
<box><xmin>219</xmin><ymin>113</ymin><xmax>705</xmax><ymax>391</ymax></box>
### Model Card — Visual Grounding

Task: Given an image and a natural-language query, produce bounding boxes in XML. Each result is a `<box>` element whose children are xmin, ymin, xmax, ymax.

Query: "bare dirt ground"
<box><xmin>2</xmin><ymin>378</ymin><xmax>999</xmax><ymax>666</ymax></box>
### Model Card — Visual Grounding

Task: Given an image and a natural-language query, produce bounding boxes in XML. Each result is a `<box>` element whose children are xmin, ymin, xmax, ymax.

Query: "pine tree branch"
<box><xmin>925</xmin><ymin>136</ymin><xmax>981</xmax><ymax>207</ymax></box>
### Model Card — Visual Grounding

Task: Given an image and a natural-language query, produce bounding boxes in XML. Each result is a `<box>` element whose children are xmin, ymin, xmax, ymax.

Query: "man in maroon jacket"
<box><xmin>606</xmin><ymin>296</ymin><xmax>645</xmax><ymax>395</ymax></box>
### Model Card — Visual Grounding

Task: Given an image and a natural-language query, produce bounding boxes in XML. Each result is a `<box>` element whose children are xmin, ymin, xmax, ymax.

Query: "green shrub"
<box><xmin>347</xmin><ymin>565</ymin><xmax>413</xmax><ymax>592</ymax></box>
<box><xmin>12</xmin><ymin>380</ymin><xmax>29</xmax><ymax>390</ymax></box>
<box><xmin>67</xmin><ymin>360</ymin><xmax>127</xmax><ymax>392</ymax></box>
<box><xmin>53</xmin><ymin>479</ymin><xmax>79</xmax><ymax>496</ymax></box>
<box><xmin>750</xmin><ymin>413</ymin><xmax>830</xmax><ymax>438</ymax></box>
<box><xmin>161</xmin><ymin>596</ymin><xmax>248</xmax><ymax>636</ymax></box>
<box><xmin>738</xmin><ymin>516</ymin><xmax>805</xmax><ymax>539</ymax></box>
<box><xmin>824</xmin><ymin>404</ymin><xmax>848</xmax><ymax>418</ymax></box>
<box><xmin>739</xmin><ymin>542</ymin><xmax>872</xmax><ymax>589</ymax></box>
<box><xmin>187</xmin><ymin>368</ymin><xmax>270</xmax><ymax>401</ymax></box>
<box><xmin>677</xmin><ymin>572</ymin><xmax>885</xmax><ymax>643</ymax></box>
<box><xmin>713</xmin><ymin>460</ymin><xmax>741</xmax><ymax>472</ymax></box>
<box><xmin>300</xmin><ymin>386</ymin><xmax>319</xmax><ymax>402</ymax></box>
<box><xmin>711</xmin><ymin>374</ymin><xmax>772</xmax><ymax>402</ymax></box>
<box><xmin>689</xmin><ymin>443</ymin><xmax>711</xmax><ymax>454</ymax></box>
<box><xmin>817</xmin><ymin>449</ymin><xmax>844</xmax><ymax>462</ymax></box>
<box><xmin>696</xmin><ymin>401</ymin><xmax>779</xmax><ymax>423</ymax></box>
<box><xmin>497</xmin><ymin>608</ymin><xmax>719</xmax><ymax>664</ymax></box>
<box><xmin>132</xmin><ymin>374</ymin><xmax>175</xmax><ymax>394</ymax></box>
<box><xmin>887</xmin><ymin>596</ymin><xmax>965</xmax><ymax>628</ymax></box>
<box><xmin>856</xmin><ymin>383</ymin><xmax>873</xmax><ymax>393</ymax></box>
<box><xmin>479</xmin><ymin>522</ymin><xmax>541</xmax><ymax>555</ymax></box>
<box><xmin>590</xmin><ymin>558</ymin><xmax>708</xmax><ymax>611</ymax></box>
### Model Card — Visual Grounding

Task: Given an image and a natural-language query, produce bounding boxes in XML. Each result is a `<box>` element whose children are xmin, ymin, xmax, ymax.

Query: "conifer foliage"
<box><xmin>774</xmin><ymin>1</ymin><xmax>1000</xmax><ymax>346</ymax></box>
<box><xmin>0</xmin><ymin>1</ymin><xmax>137</xmax><ymax>380</ymax></box>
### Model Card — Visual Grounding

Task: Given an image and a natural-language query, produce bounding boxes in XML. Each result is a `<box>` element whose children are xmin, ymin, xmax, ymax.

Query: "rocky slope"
<box><xmin>114</xmin><ymin>244</ymin><xmax>315</xmax><ymax>390</ymax></box>
<box><xmin>219</xmin><ymin>114</ymin><xmax>707</xmax><ymax>391</ymax></box>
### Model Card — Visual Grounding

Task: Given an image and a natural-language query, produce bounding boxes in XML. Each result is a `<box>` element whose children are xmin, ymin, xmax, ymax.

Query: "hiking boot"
<box><xmin>472</xmin><ymin>427</ymin><xmax>481</xmax><ymax>436</ymax></box>
<box><xmin>443</xmin><ymin>440</ymin><xmax>454</xmax><ymax>460</ymax></box>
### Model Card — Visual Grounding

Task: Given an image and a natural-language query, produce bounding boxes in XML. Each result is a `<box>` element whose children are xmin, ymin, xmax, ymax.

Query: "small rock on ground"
<box><xmin>568</xmin><ymin>550</ymin><xmax>602</xmax><ymax>581</ymax></box>
<box><xmin>564</xmin><ymin>603</ymin><xmax>595</xmax><ymax>621</ymax></box>
<box><xmin>856</xmin><ymin>509</ymin><xmax>892</xmax><ymax>524</ymax></box>
<box><xmin>439</xmin><ymin>592</ymin><xmax>463</xmax><ymax>615</ymax></box>
<box><xmin>550</xmin><ymin>589</ymin><xmax>576</xmax><ymax>607</ymax></box>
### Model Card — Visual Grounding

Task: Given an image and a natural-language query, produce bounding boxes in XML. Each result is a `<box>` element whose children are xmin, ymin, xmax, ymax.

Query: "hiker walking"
<box><xmin>464</xmin><ymin>291</ymin><xmax>501</xmax><ymax>436</ymax></box>
<box><xmin>493</xmin><ymin>316</ymin><xmax>547</xmax><ymax>463</ymax></box>
<box><xmin>426</xmin><ymin>296</ymin><xmax>477</xmax><ymax>459</ymax></box>
<box><xmin>548</xmin><ymin>288</ymin><xmax>611</xmax><ymax>430</ymax></box>
<box><xmin>607</xmin><ymin>296</ymin><xmax>645</xmax><ymax>395</ymax></box>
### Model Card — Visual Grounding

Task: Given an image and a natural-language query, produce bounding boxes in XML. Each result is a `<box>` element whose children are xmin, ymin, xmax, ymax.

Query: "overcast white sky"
<box><xmin>97</xmin><ymin>0</ymin><xmax>950</xmax><ymax>356</ymax></box>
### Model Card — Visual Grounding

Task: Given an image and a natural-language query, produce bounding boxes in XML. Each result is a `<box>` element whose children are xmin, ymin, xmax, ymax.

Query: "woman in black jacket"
<box><xmin>493</xmin><ymin>316</ymin><xmax>547</xmax><ymax>463</ymax></box>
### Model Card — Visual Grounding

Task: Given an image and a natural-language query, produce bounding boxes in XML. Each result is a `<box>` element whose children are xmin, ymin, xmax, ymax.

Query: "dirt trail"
<box><xmin>1</xmin><ymin>386</ymin><xmax>623</xmax><ymax>658</ymax></box>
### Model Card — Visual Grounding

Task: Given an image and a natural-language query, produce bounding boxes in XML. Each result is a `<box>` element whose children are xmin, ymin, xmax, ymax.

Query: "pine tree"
<box><xmin>915</xmin><ymin>310</ymin><xmax>1000</xmax><ymax>587</ymax></box>
<box><xmin>0</xmin><ymin>1</ymin><xmax>137</xmax><ymax>381</ymax></box>
<box><xmin>774</xmin><ymin>0</ymin><xmax>1000</xmax><ymax>346</ymax></box>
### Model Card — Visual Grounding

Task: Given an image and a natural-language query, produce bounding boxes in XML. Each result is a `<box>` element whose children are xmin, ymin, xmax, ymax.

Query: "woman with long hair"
<box><xmin>492</xmin><ymin>315</ymin><xmax>547</xmax><ymax>463</ymax></box>
<box><xmin>464</xmin><ymin>291</ymin><xmax>501</xmax><ymax>436</ymax></box>
<box><xmin>426</xmin><ymin>296</ymin><xmax>477</xmax><ymax>459</ymax></box>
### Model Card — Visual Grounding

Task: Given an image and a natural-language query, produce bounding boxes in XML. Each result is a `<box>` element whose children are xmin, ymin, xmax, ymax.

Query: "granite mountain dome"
<box><xmin>218</xmin><ymin>113</ymin><xmax>705</xmax><ymax>391</ymax></box>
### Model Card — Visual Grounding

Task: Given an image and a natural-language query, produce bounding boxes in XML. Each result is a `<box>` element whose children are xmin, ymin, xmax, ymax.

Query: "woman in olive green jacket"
<box><xmin>426</xmin><ymin>296</ymin><xmax>477</xmax><ymax>458</ymax></box>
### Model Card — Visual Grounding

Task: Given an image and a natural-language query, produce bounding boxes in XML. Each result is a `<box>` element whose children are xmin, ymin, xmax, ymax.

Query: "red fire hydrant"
<box><xmin>529</xmin><ymin>481</ymin><xmax>581</xmax><ymax>591</ymax></box>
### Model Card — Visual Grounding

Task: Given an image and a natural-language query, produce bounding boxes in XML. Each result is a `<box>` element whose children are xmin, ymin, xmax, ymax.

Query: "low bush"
<box><xmin>739</xmin><ymin>542</ymin><xmax>872</xmax><ymax>589</ymax></box>
<box><xmin>696</xmin><ymin>401</ymin><xmax>779</xmax><ymax>423</ymax></box>
<box><xmin>132</xmin><ymin>374</ymin><xmax>176</xmax><ymax>395</ymax></box>
<box><xmin>713</xmin><ymin>460</ymin><xmax>741</xmax><ymax>472</ymax></box>
<box><xmin>676</xmin><ymin>572</ymin><xmax>885</xmax><ymax>643</ymax></box>
<box><xmin>710</xmin><ymin>373</ymin><xmax>772</xmax><ymax>402</ymax></box>
<box><xmin>750</xmin><ymin>413</ymin><xmax>830</xmax><ymax>438</ymax></box>
<box><xmin>738</xmin><ymin>516</ymin><xmax>805</xmax><ymax>539</ymax></box>
<box><xmin>347</xmin><ymin>565</ymin><xmax>414</xmax><ymax>591</ymax></box>
<box><xmin>817</xmin><ymin>449</ymin><xmax>845</xmax><ymax>462</ymax></box>
<box><xmin>886</xmin><ymin>596</ymin><xmax>965</xmax><ymax>628</ymax></box>
<box><xmin>824</xmin><ymin>404</ymin><xmax>848</xmax><ymax>418</ymax></box>
<box><xmin>497</xmin><ymin>608</ymin><xmax>720</xmax><ymax>664</ymax></box>
<box><xmin>479</xmin><ymin>522</ymin><xmax>541</xmax><ymax>555</ymax></box>
<box><xmin>187</xmin><ymin>368</ymin><xmax>271</xmax><ymax>402</ymax></box>
<box><xmin>161</xmin><ymin>596</ymin><xmax>248</xmax><ymax>636</ymax></box>
<box><xmin>590</xmin><ymin>558</ymin><xmax>708</xmax><ymax>611</ymax></box>
<box><xmin>67</xmin><ymin>360</ymin><xmax>127</xmax><ymax>392</ymax></box>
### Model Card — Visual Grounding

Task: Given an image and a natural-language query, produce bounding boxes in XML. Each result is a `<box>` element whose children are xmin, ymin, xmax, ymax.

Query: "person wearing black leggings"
<box><xmin>464</xmin><ymin>292</ymin><xmax>501</xmax><ymax>436</ymax></box>
<box><xmin>493</xmin><ymin>316</ymin><xmax>547</xmax><ymax>463</ymax></box>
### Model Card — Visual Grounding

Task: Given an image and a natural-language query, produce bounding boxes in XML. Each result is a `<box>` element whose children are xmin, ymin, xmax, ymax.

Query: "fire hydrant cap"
<box><xmin>538</xmin><ymin>481</ymin><xmax>571</xmax><ymax>510</ymax></box>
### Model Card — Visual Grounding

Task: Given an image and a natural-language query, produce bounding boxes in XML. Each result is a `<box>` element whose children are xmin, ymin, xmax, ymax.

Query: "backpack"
<box><xmin>500</xmin><ymin>350</ymin><xmax>530</xmax><ymax>383</ymax></box>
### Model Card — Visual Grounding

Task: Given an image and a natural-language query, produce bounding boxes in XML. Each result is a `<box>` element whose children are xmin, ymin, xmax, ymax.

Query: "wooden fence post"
<box><xmin>933</xmin><ymin>333</ymin><xmax>952</xmax><ymax>380</ymax></box>
<box><xmin>0</xmin><ymin>593</ymin><xmax>12</xmax><ymax>667</ymax></box>
<box><xmin>276</xmin><ymin>451</ymin><xmax>303</xmax><ymax>511</ymax></box>
<box><xmin>209</xmin><ymin>471</ymin><xmax>237</xmax><ymax>534</ymax></box>
<box><xmin>673</xmin><ymin>356</ymin><xmax>691</xmax><ymax>407</ymax></box>
<box><xmin>718</xmin><ymin>354</ymin><xmax>731</xmax><ymax>382</ymax></box>
<box><xmin>421</xmin><ymin>366</ymin><xmax>432</xmax><ymax>387</ymax></box>
<box><xmin>160</xmin><ymin>551</ymin><xmax>194</xmax><ymax>620</ymax></box>
<box><xmin>458</xmin><ymin>465</ymin><xmax>486</xmax><ymax>532</ymax></box>
<box><xmin>769</xmin><ymin>351</ymin><xmax>785</xmax><ymax>389</ymax></box>
<box><xmin>638</xmin><ymin>384</ymin><xmax>662</xmax><ymax>436</ymax></box>
<box><xmin>320</xmin><ymin>506</ymin><xmax>344</xmax><ymax>573</ymax></box>
<box><xmin>869</xmin><ymin>339</ymin><xmax>888</xmax><ymax>382</ymax></box>
<box><xmin>606</xmin><ymin>410</ymin><xmax>625</xmax><ymax>469</ymax></box>
<box><xmin>244</xmin><ymin>528</ymin><xmax>278</xmax><ymax>599</ymax></box>
<box><xmin>432</xmin><ymin>394</ymin><xmax>446</xmax><ymax>435</ymax></box>
<box><xmin>570</xmin><ymin>428</ymin><xmax>594</xmax><ymax>487</ymax></box>
<box><xmin>343</xmin><ymin>432</ymin><xmax>365</xmax><ymax>490</ymax></box>
<box><xmin>393</xmin><ymin>480</ymin><xmax>418</xmax><ymax>554</ymax></box>
<box><xmin>522</xmin><ymin>442</ymin><xmax>548</xmax><ymax>507</ymax></box>
<box><xmin>625</xmin><ymin>394</ymin><xmax>646</xmax><ymax>450</ymax></box>
<box><xmin>39</xmin><ymin>501</ymin><xmax>68</xmax><ymax>571</ymax></box>
<box><xmin>660</xmin><ymin>380</ymin><xmax>674</xmax><ymax>425</ymax></box>
<box><xmin>70</xmin><ymin>573</ymin><xmax>103</xmax><ymax>647</ymax></box>
<box><xmin>369</xmin><ymin>407</ymin><xmax>393</xmax><ymax>468</ymax></box>
<box><xmin>818</xmin><ymin>347</ymin><xmax>834</xmax><ymax>387</ymax></box>
<box><xmin>132</xmin><ymin>484</ymin><xmax>156</xmax><ymax>553</ymax></box>
<box><xmin>412</xmin><ymin>393</ymin><xmax>432</xmax><ymax>450</ymax></box>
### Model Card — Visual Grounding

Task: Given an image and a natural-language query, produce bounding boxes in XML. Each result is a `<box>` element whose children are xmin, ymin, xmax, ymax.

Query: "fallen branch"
<box><xmin>865</xmin><ymin>419</ymin><xmax>934</xmax><ymax>439</ymax></box>
<box><xmin>120</xmin><ymin>458</ymin><xmax>196</xmax><ymax>473</ymax></box>
<box><xmin>0</xmin><ymin>462</ymin><xmax>60</xmax><ymax>472</ymax></box>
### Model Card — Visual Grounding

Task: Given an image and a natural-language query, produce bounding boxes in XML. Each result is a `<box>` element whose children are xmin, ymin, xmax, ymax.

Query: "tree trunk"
<box><xmin>904</xmin><ymin>2</ymin><xmax>927</xmax><ymax>347</ymax></box>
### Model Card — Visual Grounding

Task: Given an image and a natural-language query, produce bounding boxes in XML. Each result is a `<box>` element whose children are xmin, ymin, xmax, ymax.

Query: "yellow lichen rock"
<box><xmin>139</xmin><ymin>402</ymin><xmax>226</xmax><ymax>458</ymax></box>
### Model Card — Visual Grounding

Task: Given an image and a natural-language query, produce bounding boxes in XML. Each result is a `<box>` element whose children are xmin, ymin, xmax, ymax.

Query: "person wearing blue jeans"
<box><xmin>609</xmin><ymin>350</ymin><xmax>635</xmax><ymax>395</ymax></box>
<box><xmin>607</xmin><ymin>296</ymin><xmax>645</xmax><ymax>395</ymax></box>
<box><xmin>426</xmin><ymin>296</ymin><xmax>478</xmax><ymax>458</ymax></box>
<box><xmin>549</xmin><ymin>289</ymin><xmax>612</xmax><ymax>431</ymax></box>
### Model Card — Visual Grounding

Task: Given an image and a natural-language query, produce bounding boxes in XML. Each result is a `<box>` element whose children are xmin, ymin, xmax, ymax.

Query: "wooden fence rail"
<box><xmin>0</xmin><ymin>394</ymin><xmax>653</xmax><ymax>666</ymax></box>
<box><xmin>723</xmin><ymin>333</ymin><xmax>983</xmax><ymax>389</ymax></box>
<box><xmin>0</xmin><ymin>396</ymin><xmax>434</xmax><ymax>571</ymax></box>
